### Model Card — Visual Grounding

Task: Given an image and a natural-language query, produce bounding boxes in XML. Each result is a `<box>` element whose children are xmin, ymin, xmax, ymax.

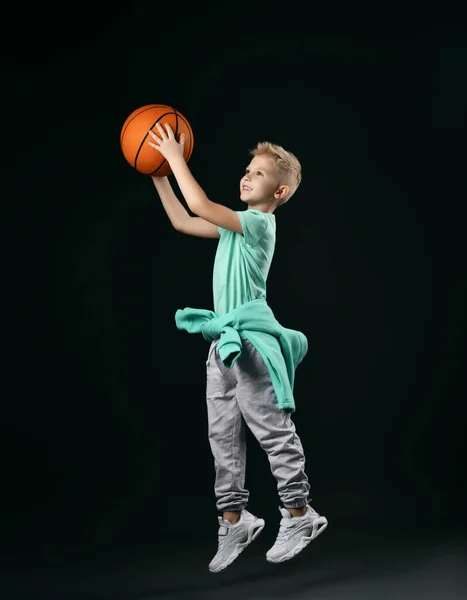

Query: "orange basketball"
<box><xmin>120</xmin><ymin>104</ymin><xmax>194</xmax><ymax>177</ymax></box>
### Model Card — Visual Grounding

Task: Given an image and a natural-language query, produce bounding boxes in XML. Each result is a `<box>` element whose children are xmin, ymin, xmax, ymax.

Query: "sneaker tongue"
<box><xmin>279</xmin><ymin>507</ymin><xmax>293</xmax><ymax>519</ymax></box>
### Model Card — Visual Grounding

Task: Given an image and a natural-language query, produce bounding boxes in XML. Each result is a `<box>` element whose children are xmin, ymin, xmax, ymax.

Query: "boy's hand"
<box><xmin>147</xmin><ymin>123</ymin><xmax>185</xmax><ymax>164</ymax></box>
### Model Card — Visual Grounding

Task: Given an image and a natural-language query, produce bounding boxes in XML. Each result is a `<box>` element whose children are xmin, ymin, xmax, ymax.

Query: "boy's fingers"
<box><xmin>156</xmin><ymin>123</ymin><xmax>166</xmax><ymax>137</ymax></box>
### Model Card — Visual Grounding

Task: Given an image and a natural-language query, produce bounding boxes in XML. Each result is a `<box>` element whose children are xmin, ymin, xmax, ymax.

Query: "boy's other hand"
<box><xmin>147</xmin><ymin>123</ymin><xmax>185</xmax><ymax>164</ymax></box>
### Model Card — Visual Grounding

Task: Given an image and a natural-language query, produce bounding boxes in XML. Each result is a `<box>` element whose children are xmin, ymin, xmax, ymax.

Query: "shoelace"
<box><xmin>275</xmin><ymin>520</ymin><xmax>294</xmax><ymax>543</ymax></box>
<box><xmin>217</xmin><ymin>535</ymin><xmax>226</xmax><ymax>550</ymax></box>
<box><xmin>276</xmin><ymin>510</ymin><xmax>315</xmax><ymax>544</ymax></box>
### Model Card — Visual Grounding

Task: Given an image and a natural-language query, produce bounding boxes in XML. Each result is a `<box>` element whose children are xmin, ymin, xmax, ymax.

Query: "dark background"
<box><xmin>1</xmin><ymin>0</ymin><xmax>466</xmax><ymax>592</ymax></box>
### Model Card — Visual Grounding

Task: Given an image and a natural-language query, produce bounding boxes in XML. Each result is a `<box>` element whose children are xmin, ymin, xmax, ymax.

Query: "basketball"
<box><xmin>120</xmin><ymin>104</ymin><xmax>194</xmax><ymax>177</ymax></box>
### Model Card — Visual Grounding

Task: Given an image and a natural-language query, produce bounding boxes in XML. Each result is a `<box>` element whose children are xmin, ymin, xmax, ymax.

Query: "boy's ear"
<box><xmin>275</xmin><ymin>185</ymin><xmax>289</xmax><ymax>200</ymax></box>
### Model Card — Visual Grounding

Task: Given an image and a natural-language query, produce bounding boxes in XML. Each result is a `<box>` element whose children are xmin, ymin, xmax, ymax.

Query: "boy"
<box><xmin>147</xmin><ymin>123</ymin><xmax>328</xmax><ymax>573</ymax></box>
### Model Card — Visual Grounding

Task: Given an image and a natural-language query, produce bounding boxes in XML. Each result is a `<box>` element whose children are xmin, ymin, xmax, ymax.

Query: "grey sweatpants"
<box><xmin>206</xmin><ymin>338</ymin><xmax>310</xmax><ymax>512</ymax></box>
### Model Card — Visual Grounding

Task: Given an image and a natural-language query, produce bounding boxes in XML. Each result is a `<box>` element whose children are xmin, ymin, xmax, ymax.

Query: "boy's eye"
<box><xmin>256</xmin><ymin>171</ymin><xmax>263</xmax><ymax>176</ymax></box>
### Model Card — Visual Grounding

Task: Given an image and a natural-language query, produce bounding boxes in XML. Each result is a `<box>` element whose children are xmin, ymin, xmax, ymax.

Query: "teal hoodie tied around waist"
<box><xmin>174</xmin><ymin>298</ymin><xmax>308</xmax><ymax>414</ymax></box>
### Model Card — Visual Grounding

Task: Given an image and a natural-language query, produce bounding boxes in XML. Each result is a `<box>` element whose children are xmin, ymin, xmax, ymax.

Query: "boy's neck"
<box><xmin>246</xmin><ymin>202</ymin><xmax>276</xmax><ymax>214</ymax></box>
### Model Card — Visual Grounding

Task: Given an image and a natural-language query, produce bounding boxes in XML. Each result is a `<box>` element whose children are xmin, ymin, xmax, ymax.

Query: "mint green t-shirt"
<box><xmin>213</xmin><ymin>209</ymin><xmax>276</xmax><ymax>316</ymax></box>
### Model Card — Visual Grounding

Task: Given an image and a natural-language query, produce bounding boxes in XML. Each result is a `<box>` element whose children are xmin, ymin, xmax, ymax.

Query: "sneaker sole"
<box><xmin>209</xmin><ymin>518</ymin><xmax>266</xmax><ymax>573</ymax></box>
<box><xmin>266</xmin><ymin>517</ymin><xmax>328</xmax><ymax>564</ymax></box>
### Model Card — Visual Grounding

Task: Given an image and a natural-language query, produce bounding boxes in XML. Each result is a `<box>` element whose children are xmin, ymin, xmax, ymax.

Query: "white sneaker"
<box><xmin>208</xmin><ymin>509</ymin><xmax>265</xmax><ymax>573</ymax></box>
<box><xmin>266</xmin><ymin>505</ymin><xmax>328</xmax><ymax>563</ymax></box>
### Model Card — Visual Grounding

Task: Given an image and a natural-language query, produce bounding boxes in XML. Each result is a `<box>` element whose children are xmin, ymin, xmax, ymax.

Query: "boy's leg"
<box><xmin>206</xmin><ymin>340</ymin><xmax>266</xmax><ymax>573</ymax></box>
<box><xmin>206</xmin><ymin>340</ymin><xmax>249</xmax><ymax>514</ymax></box>
<box><xmin>234</xmin><ymin>339</ymin><xmax>327</xmax><ymax>563</ymax></box>
<box><xmin>234</xmin><ymin>340</ymin><xmax>310</xmax><ymax>509</ymax></box>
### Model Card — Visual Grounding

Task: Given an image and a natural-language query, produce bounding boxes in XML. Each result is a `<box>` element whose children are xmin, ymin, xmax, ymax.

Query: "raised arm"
<box><xmin>148</xmin><ymin>124</ymin><xmax>243</xmax><ymax>234</ymax></box>
<box><xmin>151</xmin><ymin>176</ymin><xmax>220</xmax><ymax>239</ymax></box>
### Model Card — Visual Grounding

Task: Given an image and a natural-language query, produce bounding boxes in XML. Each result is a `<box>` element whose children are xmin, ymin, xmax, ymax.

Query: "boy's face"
<box><xmin>239</xmin><ymin>156</ymin><xmax>280</xmax><ymax>204</ymax></box>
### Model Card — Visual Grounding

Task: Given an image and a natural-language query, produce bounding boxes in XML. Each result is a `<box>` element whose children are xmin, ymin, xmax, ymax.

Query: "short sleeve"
<box><xmin>237</xmin><ymin>210</ymin><xmax>268</xmax><ymax>247</ymax></box>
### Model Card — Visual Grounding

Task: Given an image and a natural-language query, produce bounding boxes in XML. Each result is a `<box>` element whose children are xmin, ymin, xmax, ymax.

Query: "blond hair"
<box><xmin>250</xmin><ymin>141</ymin><xmax>302</xmax><ymax>206</ymax></box>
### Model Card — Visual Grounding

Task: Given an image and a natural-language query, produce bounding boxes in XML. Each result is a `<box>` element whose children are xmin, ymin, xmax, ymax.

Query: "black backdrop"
<box><xmin>2</xmin><ymin>1</ymin><xmax>466</xmax><ymax>566</ymax></box>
